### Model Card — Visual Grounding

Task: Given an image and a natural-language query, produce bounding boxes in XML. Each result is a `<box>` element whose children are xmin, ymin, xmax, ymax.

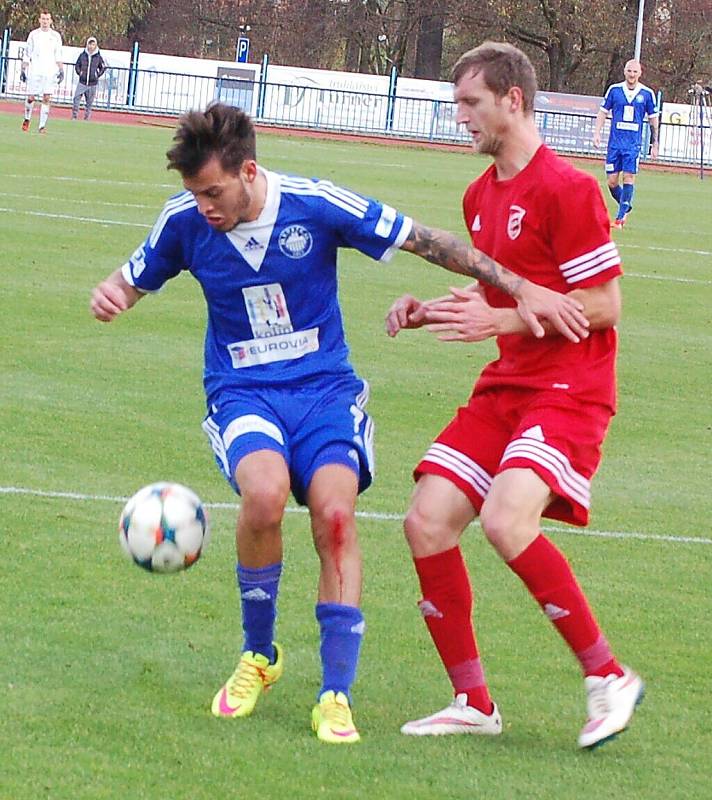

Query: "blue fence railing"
<box><xmin>1</xmin><ymin>54</ymin><xmax>709</xmax><ymax>167</ymax></box>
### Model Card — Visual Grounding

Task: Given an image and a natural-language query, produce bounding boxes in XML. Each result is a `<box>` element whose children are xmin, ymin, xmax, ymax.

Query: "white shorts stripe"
<box><xmin>201</xmin><ymin>417</ymin><xmax>229</xmax><ymax>474</ymax></box>
<box><xmin>501</xmin><ymin>439</ymin><xmax>590</xmax><ymax>509</ymax></box>
<box><xmin>422</xmin><ymin>443</ymin><xmax>493</xmax><ymax>498</ymax></box>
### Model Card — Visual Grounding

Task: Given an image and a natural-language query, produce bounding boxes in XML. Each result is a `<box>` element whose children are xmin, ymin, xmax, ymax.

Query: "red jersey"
<box><xmin>464</xmin><ymin>144</ymin><xmax>622</xmax><ymax>410</ymax></box>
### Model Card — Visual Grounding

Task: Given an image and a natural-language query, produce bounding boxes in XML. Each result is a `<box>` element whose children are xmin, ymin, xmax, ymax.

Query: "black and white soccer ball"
<box><xmin>119</xmin><ymin>482</ymin><xmax>210</xmax><ymax>573</ymax></box>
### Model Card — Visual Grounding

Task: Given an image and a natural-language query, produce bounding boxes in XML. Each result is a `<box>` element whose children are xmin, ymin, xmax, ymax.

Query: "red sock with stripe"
<box><xmin>507</xmin><ymin>534</ymin><xmax>623</xmax><ymax>677</ymax></box>
<box><xmin>413</xmin><ymin>546</ymin><xmax>492</xmax><ymax>713</ymax></box>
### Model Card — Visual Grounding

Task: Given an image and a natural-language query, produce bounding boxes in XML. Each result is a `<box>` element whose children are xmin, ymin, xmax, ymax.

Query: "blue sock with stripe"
<box><xmin>236</xmin><ymin>562</ymin><xmax>281</xmax><ymax>662</ymax></box>
<box><xmin>316</xmin><ymin>603</ymin><xmax>365</xmax><ymax>701</ymax></box>
<box><xmin>609</xmin><ymin>184</ymin><xmax>622</xmax><ymax>204</ymax></box>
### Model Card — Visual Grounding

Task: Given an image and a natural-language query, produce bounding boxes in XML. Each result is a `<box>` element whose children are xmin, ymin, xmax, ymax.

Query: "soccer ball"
<box><xmin>119</xmin><ymin>482</ymin><xmax>210</xmax><ymax>573</ymax></box>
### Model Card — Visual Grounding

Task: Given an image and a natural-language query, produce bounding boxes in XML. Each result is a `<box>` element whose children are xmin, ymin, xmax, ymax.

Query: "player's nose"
<box><xmin>196</xmin><ymin>197</ymin><xmax>213</xmax><ymax>216</ymax></box>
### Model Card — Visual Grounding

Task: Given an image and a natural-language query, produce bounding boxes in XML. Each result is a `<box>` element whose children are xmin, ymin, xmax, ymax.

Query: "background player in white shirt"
<box><xmin>593</xmin><ymin>60</ymin><xmax>659</xmax><ymax>228</ymax></box>
<box><xmin>90</xmin><ymin>103</ymin><xmax>589</xmax><ymax>745</ymax></box>
<box><xmin>21</xmin><ymin>10</ymin><xmax>64</xmax><ymax>134</ymax></box>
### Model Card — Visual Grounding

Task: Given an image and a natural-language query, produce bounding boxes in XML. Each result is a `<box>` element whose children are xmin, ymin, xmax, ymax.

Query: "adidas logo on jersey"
<box><xmin>244</xmin><ymin>236</ymin><xmax>264</xmax><ymax>251</ymax></box>
<box><xmin>471</xmin><ymin>214</ymin><xmax>481</xmax><ymax>232</ymax></box>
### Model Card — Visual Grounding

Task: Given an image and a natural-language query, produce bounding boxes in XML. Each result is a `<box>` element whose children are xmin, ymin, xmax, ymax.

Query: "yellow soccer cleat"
<box><xmin>311</xmin><ymin>690</ymin><xmax>361</xmax><ymax>744</ymax></box>
<box><xmin>211</xmin><ymin>642</ymin><xmax>284</xmax><ymax>718</ymax></box>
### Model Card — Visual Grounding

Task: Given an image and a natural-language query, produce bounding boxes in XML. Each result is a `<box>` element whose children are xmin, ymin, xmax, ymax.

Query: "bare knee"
<box><xmin>403</xmin><ymin>502</ymin><xmax>459</xmax><ymax>557</ymax></box>
<box><xmin>240</xmin><ymin>480</ymin><xmax>289</xmax><ymax>531</ymax></box>
<box><xmin>479</xmin><ymin>499</ymin><xmax>538</xmax><ymax>561</ymax></box>
<box><xmin>311</xmin><ymin>501</ymin><xmax>357</xmax><ymax>558</ymax></box>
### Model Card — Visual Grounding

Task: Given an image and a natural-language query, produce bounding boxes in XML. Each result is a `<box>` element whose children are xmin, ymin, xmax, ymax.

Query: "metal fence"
<box><xmin>1</xmin><ymin>55</ymin><xmax>710</xmax><ymax>167</ymax></box>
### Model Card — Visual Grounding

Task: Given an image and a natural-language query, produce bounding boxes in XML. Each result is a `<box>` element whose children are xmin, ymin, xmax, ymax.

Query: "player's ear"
<box><xmin>507</xmin><ymin>86</ymin><xmax>524</xmax><ymax>113</ymax></box>
<box><xmin>241</xmin><ymin>159</ymin><xmax>258</xmax><ymax>182</ymax></box>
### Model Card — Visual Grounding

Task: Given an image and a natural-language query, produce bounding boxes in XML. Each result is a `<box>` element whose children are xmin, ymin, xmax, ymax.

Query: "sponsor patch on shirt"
<box><xmin>227</xmin><ymin>328</ymin><xmax>320</xmax><ymax>368</ymax></box>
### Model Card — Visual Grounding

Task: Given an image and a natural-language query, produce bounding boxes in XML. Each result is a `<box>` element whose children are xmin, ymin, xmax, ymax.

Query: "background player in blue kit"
<box><xmin>593</xmin><ymin>59</ymin><xmax>659</xmax><ymax>229</ymax></box>
<box><xmin>90</xmin><ymin>103</ymin><xmax>589</xmax><ymax>744</ymax></box>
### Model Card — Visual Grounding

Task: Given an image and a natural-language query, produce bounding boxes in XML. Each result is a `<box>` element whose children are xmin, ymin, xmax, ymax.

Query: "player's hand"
<box><xmin>20</xmin><ymin>68</ymin><xmax>27</xmax><ymax>83</ymax></box>
<box><xmin>650</xmin><ymin>142</ymin><xmax>659</xmax><ymax>159</ymax></box>
<box><xmin>91</xmin><ymin>281</ymin><xmax>130</xmax><ymax>322</ymax></box>
<box><xmin>56</xmin><ymin>69</ymin><xmax>64</xmax><ymax>83</ymax></box>
<box><xmin>385</xmin><ymin>294</ymin><xmax>430</xmax><ymax>337</ymax></box>
<box><xmin>593</xmin><ymin>132</ymin><xmax>601</xmax><ymax>148</ymax></box>
<box><xmin>423</xmin><ymin>286</ymin><xmax>498</xmax><ymax>342</ymax></box>
<box><xmin>515</xmin><ymin>281</ymin><xmax>590</xmax><ymax>342</ymax></box>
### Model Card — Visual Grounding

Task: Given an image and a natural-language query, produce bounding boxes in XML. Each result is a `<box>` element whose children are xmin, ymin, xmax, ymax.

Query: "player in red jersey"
<box><xmin>386</xmin><ymin>42</ymin><xmax>643</xmax><ymax>749</ymax></box>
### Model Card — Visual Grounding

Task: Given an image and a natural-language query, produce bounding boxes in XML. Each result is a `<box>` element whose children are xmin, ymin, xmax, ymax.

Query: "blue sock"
<box><xmin>236</xmin><ymin>562</ymin><xmax>281</xmax><ymax>662</ymax></box>
<box><xmin>609</xmin><ymin>184</ymin><xmax>622</xmax><ymax>204</ymax></box>
<box><xmin>620</xmin><ymin>183</ymin><xmax>635</xmax><ymax>216</ymax></box>
<box><xmin>316</xmin><ymin>603</ymin><xmax>365</xmax><ymax>701</ymax></box>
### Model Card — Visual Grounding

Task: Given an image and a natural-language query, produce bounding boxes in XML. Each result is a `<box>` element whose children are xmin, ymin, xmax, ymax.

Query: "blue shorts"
<box><xmin>605</xmin><ymin>147</ymin><xmax>640</xmax><ymax>175</ymax></box>
<box><xmin>201</xmin><ymin>375</ymin><xmax>374</xmax><ymax>505</ymax></box>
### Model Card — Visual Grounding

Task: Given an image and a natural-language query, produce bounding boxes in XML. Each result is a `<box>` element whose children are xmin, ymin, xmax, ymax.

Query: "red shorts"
<box><xmin>414</xmin><ymin>387</ymin><xmax>614</xmax><ymax>526</ymax></box>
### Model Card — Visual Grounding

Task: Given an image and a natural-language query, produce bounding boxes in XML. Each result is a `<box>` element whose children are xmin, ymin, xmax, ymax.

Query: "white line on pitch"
<box><xmin>1</xmin><ymin>485</ymin><xmax>709</xmax><ymax>546</ymax></box>
<box><xmin>0</xmin><ymin>191</ymin><xmax>157</xmax><ymax>210</ymax></box>
<box><xmin>625</xmin><ymin>271</ymin><xmax>712</xmax><ymax>285</ymax></box>
<box><xmin>0</xmin><ymin>172</ymin><xmax>177</xmax><ymax>189</ymax></box>
<box><xmin>621</xmin><ymin>243</ymin><xmax>712</xmax><ymax>257</ymax></box>
<box><xmin>0</xmin><ymin>207</ymin><xmax>151</xmax><ymax>228</ymax></box>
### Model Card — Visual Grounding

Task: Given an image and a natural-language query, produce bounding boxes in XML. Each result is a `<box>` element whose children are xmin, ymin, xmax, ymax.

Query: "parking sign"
<box><xmin>236</xmin><ymin>37</ymin><xmax>250</xmax><ymax>63</ymax></box>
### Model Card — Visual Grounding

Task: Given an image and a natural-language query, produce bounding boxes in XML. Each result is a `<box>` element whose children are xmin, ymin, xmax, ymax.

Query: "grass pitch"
<box><xmin>1</xmin><ymin>109</ymin><xmax>711</xmax><ymax>800</ymax></box>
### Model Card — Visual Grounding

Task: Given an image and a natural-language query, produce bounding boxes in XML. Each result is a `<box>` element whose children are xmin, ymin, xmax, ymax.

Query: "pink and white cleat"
<box><xmin>578</xmin><ymin>665</ymin><xmax>644</xmax><ymax>749</ymax></box>
<box><xmin>401</xmin><ymin>693</ymin><xmax>502</xmax><ymax>736</ymax></box>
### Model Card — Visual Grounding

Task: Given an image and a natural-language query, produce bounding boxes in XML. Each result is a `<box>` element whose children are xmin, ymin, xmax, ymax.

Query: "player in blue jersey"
<box><xmin>593</xmin><ymin>59</ymin><xmax>659</xmax><ymax>229</ymax></box>
<box><xmin>90</xmin><ymin>103</ymin><xmax>589</xmax><ymax>744</ymax></box>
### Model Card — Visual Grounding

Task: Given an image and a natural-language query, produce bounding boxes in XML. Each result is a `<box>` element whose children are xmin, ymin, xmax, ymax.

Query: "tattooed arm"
<box><xmin>399</xmin><ymin>221</ymin><xmax>590</xmax><ymax>343</ymax></box>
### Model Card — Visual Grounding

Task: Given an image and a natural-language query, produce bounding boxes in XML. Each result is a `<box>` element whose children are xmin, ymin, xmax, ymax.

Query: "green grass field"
<box><xmin>1</xmin><ymin>109</ymin><xmax>711</xmax><ymax>800</ymax></box>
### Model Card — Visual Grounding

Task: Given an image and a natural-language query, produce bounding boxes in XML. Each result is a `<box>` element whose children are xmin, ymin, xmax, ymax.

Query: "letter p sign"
<box><xmin>236</xmin><ymin>37</ymin><xmax>250</xmax><ymax>63</ymax></box>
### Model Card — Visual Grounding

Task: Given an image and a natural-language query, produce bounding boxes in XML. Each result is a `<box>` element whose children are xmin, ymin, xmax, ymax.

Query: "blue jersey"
<box><xmin>601</xmin><ymin>82</ymin><xmax>657</xmax><ymax>152</ymax></box>
<box><xmin>121</xmin><ymin>169</ymin><xmax>412</xmax><ymax>401</ymax></box>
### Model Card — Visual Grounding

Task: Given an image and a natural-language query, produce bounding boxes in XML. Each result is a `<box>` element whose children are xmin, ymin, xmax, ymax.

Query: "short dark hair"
<box><xmin>166</xmin><ymin>103</ymin><xmax>257</xmax><ymax>178</ymax></box>
<box><xmin>452</xmin><ymin>42</ymin><xmax>538</xmax><ymax>113</ymax></box>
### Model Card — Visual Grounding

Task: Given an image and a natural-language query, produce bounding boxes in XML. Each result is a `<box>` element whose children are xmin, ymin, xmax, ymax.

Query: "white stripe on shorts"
<box><xmin>421</xmin><ymin>443</ymin><xmax>493</xmax><ymax>499</ymax></box>
<box><xmin>501</xmin><ymin>438</ymin><xmax>591</xmax><ymax>509</ymax></box>
<box><xmin>201</xmin><ymin>416</ymin><xmax>229</xmax><ymax>475</ymax></box>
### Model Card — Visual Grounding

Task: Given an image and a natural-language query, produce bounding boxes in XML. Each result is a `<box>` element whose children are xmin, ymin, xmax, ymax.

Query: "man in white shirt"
<box><xmin>21</xmin><ymin>10</ymin><xmax>64</xmax><ymax>134</ymax></box>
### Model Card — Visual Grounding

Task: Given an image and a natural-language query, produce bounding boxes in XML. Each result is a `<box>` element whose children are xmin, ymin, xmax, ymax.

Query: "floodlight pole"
<box><xmin>634</xmin><ymin>0</ymin><xmax>645</xmax><ymax>60</ymax></box>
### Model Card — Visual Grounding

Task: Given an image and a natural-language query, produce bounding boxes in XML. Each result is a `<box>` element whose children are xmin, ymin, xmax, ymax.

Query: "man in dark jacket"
<box><xmin>72</xmin><ymin>37</ymin><xmax>106</xmax><ymax>120</ymax></box>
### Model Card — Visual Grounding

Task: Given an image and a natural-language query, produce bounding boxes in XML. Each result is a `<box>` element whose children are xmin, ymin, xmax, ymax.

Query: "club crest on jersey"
<box><xmin>278</xmin><ymin>225</ymin><xmax>313</xmax><ymax>259</ymax></box>
<box><xmin>507</xmin><ymin>205</ymin><xmax>526</xmax><ymax>240</ymax></box>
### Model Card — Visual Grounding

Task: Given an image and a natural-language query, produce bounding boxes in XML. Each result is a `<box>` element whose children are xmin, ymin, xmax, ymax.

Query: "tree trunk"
<box><xmin>344</xmin><ymin>35</ymin><xmax>361</xmax><ymax>72</ymax></box>
<box><xmin>414</xmin><ymin>8</ymin><xmax>444</xmax><ymax>79</ymax></box>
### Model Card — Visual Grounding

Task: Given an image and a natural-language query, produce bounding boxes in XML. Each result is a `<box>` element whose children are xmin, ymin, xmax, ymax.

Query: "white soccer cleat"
<box><xmin>401</xmin><ymin>693</ymin><xmax>502</xmax><ymax>736</ymax></box>
<box><xmin>578</xmin><ymin>666</ymin><xmax>644</xmax><ymax>749</ymax></box>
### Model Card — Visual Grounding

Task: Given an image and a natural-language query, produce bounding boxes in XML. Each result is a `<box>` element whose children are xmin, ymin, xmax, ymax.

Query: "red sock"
<box><xmin>413</xmin><ymin>547</ymin><xmax>492</xmax><ymax>713</ymax></box>
<box><xmin>507</xmin><ymin>535</ymin><xmax>623</xmax><ymax>678</ymax></box>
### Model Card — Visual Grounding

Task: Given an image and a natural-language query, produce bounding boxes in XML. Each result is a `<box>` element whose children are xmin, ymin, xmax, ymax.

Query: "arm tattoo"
<box><xmin>403</xmin><ymin>222</ymin><xmax>525</xmax><ymax>296</ymax></box>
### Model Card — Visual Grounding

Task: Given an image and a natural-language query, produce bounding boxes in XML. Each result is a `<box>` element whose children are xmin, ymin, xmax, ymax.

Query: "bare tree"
<box><xmin>2</xmin><ymin>0</ymin><xmax>150</xmax><ymax>45</ymax></box>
